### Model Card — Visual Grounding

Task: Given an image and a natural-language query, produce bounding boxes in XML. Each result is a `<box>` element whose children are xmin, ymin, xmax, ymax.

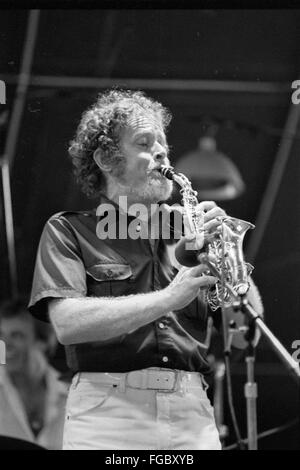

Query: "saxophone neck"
<box><xmin>159</xmin><ymin>165</ymin><xmax>203</xmax><ymax>238</ymax></box>
<box><xmin>159</xmin><ymin>165</ymin><xmax>196</xmax><ymax>194</ymax></box>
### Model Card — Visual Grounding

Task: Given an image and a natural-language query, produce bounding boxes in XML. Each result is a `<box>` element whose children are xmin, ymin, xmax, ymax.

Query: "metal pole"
<box><xmin>245</xmin><ymin>354</ymin><xmax>258</xmax><ymax>450</ymax></box>
<box><xmin>0</xmin><ymin>74</ymin><xmax>291</xmax><ymax>93</ymax></box>
<box><xmin>1</xmin><ymin>9</ymin><xmax>40</xmax><ymax>298</ymax></box>
<box><xmin>3</xmin><ymin>10</ymin><xmax>40</xmax><ymax>170</ymax></box>
<box><xmin>246</xmin><ymin>103</ymin><xmax>300</xmax><ymax>263</ymax></box>
<box><xmin>1</xmin><ymin>160</ymin><xmax>18</xmax><ymax>298</ymax></box>
<box><xmin>213</xmin><ymin>361</ymin><xmax>228</xmax><ymax>444</ymax></box>
<box><xmin>252</xmin><ymin>312</ymin><xmax>300</xmax><ymax>382</ymax></box>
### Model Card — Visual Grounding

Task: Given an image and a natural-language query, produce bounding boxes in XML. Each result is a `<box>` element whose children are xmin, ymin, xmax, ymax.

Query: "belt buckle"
<box><xmin>126</xmin><ymin>369</ymin><xmax>180</xmax><ymax>392</ymax></box>
<box><xmin>148</xmin><ymin>369</ymin><xmax>178</xmax><ymax>392</ymax></box>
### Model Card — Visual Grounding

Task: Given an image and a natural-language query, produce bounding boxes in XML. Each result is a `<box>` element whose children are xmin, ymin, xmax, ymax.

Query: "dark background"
<box><xmin>0</xmin><ymin>9</ymin><xmax>299</xmax><ymax>449</ymax></box>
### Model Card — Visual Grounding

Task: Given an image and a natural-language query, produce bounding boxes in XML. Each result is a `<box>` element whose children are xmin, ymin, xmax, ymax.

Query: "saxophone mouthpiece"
<box><xmin>159</xmin><ymin>165</ymin><xmax>175</xmax><ymax>180</ymax></box>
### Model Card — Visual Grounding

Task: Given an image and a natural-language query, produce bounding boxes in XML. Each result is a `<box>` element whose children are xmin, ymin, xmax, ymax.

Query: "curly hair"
<box><xmin>68</xmin><ymin>89</ymin><xmax>172</xmax><ymax>199</ymax></box>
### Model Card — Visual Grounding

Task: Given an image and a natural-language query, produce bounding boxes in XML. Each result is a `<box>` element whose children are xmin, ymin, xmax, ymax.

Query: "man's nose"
<box><xmin>153</xmin><ymin>143</ymin><xmax>167</xmax><ymax>163</ymax></box>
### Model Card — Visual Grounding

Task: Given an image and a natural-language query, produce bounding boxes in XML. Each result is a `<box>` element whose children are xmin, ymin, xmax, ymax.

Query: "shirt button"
<box><xmin>162</xmin><ymin>356</ymin><xmax>169</xmax><ymax>363</ymax></box>
<box><xmin>158</xmin><ymin>322</ymin><xmax>165</xmax><ymax>329</ymax></box>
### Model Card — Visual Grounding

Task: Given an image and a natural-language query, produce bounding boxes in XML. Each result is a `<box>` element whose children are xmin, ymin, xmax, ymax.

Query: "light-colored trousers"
<box><xmin>63</xmin><ymin>368</ymin><xmax>221</xmax><ymax>450</ymax></box>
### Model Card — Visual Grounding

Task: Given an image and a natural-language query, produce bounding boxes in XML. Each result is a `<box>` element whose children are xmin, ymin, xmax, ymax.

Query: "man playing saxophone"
<box><xmin>28</xmin><ymin>89</ymin><xmax>261</xmax><ymax>450</ymax></box>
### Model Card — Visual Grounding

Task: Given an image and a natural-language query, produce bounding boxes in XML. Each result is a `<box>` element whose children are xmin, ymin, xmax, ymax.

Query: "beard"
<box><xmin>109</xmin><ymin>155</ymin><xmax>174</xmax><ymax>203</ymax></box>
<box><xmin>116</xmin><ymin>172</ymin><xmax>173</xmax><ymax>203</ymax></box>
<box><xmin>141</xmin><ymin>173</ymin><xmax>173</xmax><ymax>202</ymax></box>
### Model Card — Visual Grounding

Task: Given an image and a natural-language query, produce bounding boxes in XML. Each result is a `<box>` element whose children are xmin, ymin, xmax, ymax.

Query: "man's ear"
<box><xmin>93</xmin><ymin>148</ymin><xmax>112</xmax><ymax>173</ymax></box>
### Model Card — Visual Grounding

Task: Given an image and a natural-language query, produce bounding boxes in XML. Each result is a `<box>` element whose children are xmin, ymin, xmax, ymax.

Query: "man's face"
<box><xmin>113</xmin><ymin>111</ymin><xmax>173</xmax><ymax>203</ymax></box>
<box><xmin>0</xmin><ymin>314</ymin><xmax>36</xmax><ymax>374</ymax></box>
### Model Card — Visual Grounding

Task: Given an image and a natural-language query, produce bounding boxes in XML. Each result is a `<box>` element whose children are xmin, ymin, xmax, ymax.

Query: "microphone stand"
<box><xmin>212</xmin><ymin>359</ymin><xmax>229</xmax><ymax>445</ymax></box>
<box><xmin>232</xmin><ymin>295</ymin><xmax>300</xmax><ymax>385</ymax></box>
<box><xmin>198</xmin><ymin>253</ymin><xmax>300</xmax><ymax>450</ymax></box>
<box><xmin>240</xmin><ymin>311</ymin><xmax>258</xmax><ymax>450</ymax></box>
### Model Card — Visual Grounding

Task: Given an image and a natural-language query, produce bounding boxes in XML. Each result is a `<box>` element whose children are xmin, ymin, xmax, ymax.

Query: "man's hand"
<box><xmin>183</xmin><ymin>201</ymin><xmax>227</xmax><ymax>250</ymax></box>
<box><xmin>165</xmin><ymin>264</ymin><xmax>218</xmax><ymax>311</ymax></box>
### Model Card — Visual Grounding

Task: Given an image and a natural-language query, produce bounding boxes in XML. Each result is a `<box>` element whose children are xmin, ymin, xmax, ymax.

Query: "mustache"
<box><xmin>146</xmin><ymin>164</ymin><xmax>166</xmax><ymax>174</ymax></box>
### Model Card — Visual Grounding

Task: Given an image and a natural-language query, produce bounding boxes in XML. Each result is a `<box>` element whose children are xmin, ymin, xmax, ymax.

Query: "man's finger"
<box><xmin>189</xmin><ymin>264</ymin><xmax>212</xmax><ymax>277</ymax></box>
<box><xmin>197</xmin><ymin>275</ymin><xmax>218</xmax><ymax>287</ymax></box>
<box><xmin>197</xmin><ymin>201</ymin><xmax>217</xmax><ymax>212</ymax></box>
<box><xmin>204</xmin><ymin>219</ymin><xmax>223</xmax><ymax>233</ymax></box>
<box><xmin>204</xmin><ymin>206</ymin><xmax>226</xmax><ymax>223</ymax></box>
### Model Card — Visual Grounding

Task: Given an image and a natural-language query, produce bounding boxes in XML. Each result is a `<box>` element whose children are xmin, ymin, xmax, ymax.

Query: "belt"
<box><xmin>72</xmin><ymin>368</ymin><xmax>207</xmax><ymax>393</ymax></box>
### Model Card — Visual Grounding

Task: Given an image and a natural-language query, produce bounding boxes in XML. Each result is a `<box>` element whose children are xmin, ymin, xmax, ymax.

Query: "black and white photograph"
<box><xmin>0</xmin><ymin>6</ymin><xmax>299</xmax><ymax>452</ymax></box>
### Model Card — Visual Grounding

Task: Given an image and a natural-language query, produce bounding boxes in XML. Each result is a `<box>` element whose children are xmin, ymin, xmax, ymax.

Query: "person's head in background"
<box><xmin>0</xmin><ymin>298</ymin><xmax>57</xmax><ymax>375</ymax></box>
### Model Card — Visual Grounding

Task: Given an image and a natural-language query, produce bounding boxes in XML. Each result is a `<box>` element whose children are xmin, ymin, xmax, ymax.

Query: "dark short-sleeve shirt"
<box><xmin>29</xmin><ymin>196</ymin><xmax>212</xmax><ymax>375</ymax></box>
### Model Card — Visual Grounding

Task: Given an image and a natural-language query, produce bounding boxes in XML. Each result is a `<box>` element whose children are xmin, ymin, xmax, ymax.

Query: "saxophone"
<box><xmin>159</xmin><ymin>165</ymin><xmax>254</xmax><ymax>311</ymax></box>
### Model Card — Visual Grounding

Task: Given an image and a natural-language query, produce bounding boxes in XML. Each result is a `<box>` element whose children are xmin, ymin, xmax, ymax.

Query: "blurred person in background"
<box><xmin>0</xmin><ymin>298</ymin><xmax>68</xmax><ymax>449</ymax></box>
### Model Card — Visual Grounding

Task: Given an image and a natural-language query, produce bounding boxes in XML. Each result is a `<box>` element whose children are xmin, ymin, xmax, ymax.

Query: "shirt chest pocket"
<box><xmin>86</xmin><ymin>263</ymin><xmax>135</xmax><ymax>297</ymax></box>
